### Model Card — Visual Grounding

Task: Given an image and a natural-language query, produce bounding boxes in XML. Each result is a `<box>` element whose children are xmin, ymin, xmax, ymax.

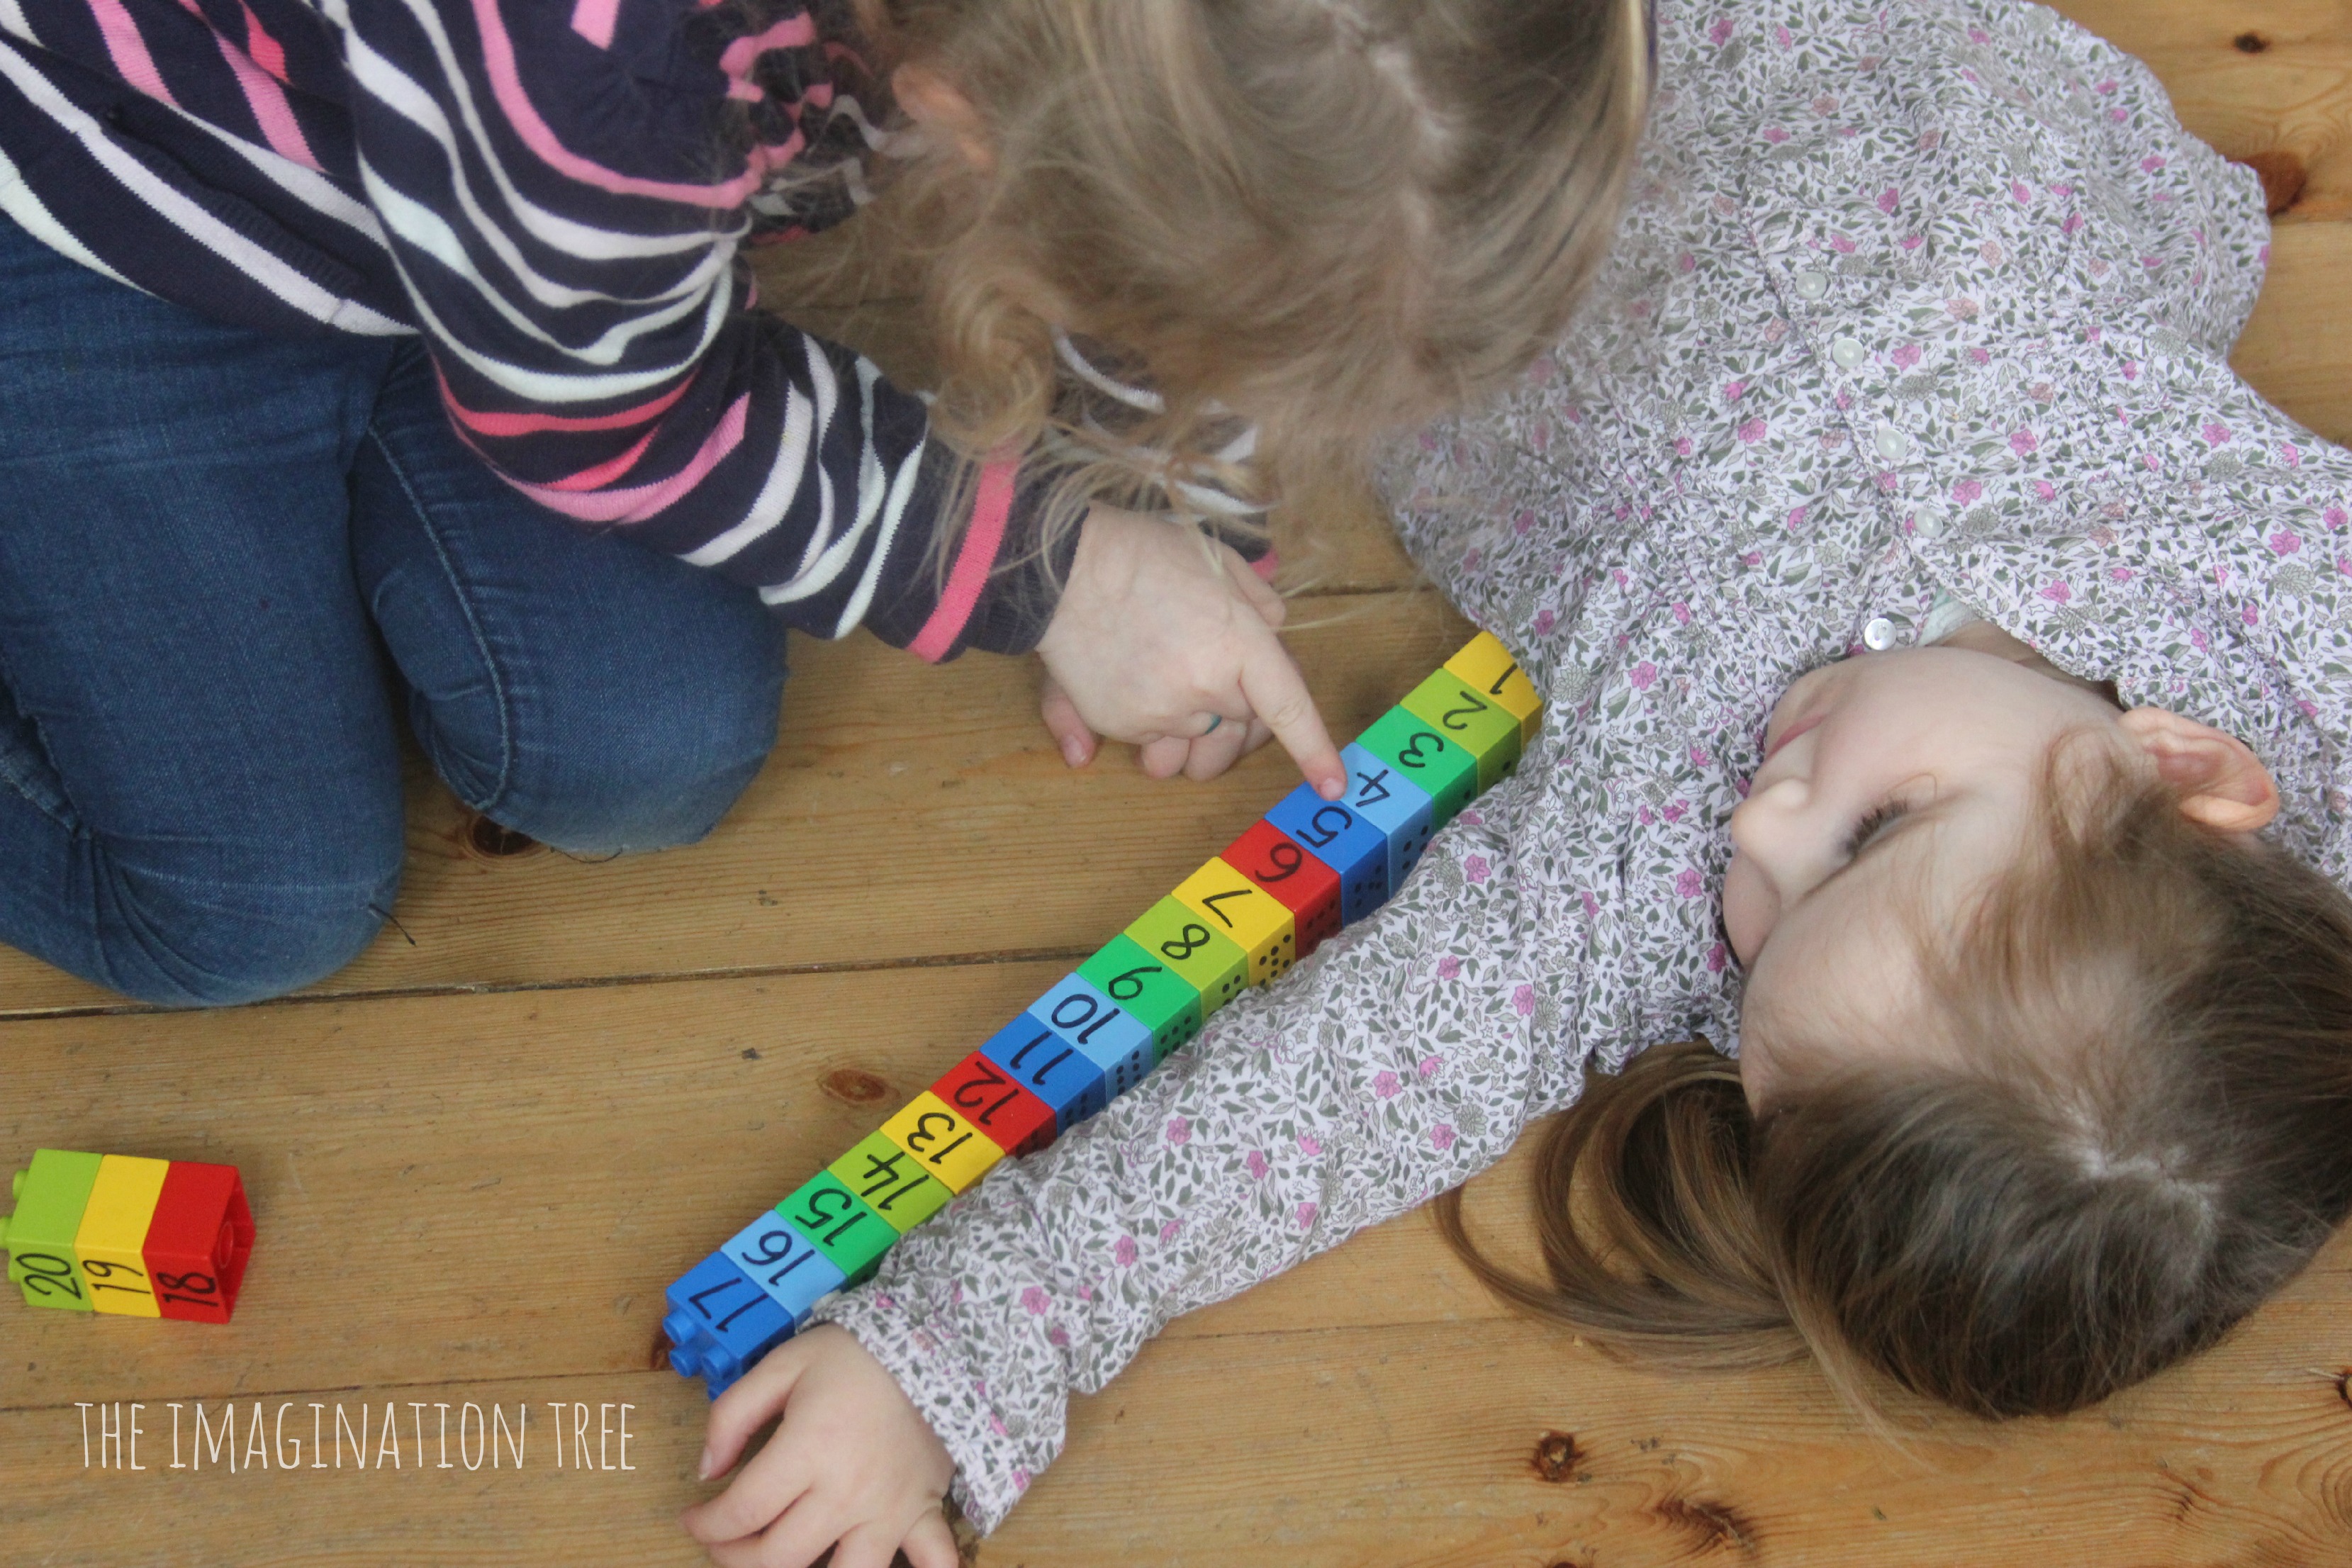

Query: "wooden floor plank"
<box><xmin>2236</xmin><ymin>219</ymin><xmax>2352</xmax><ymax>442</ymax></box>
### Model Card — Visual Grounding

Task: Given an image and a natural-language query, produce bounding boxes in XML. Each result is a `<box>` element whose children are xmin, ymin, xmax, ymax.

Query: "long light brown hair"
<box><xmin>1438</xmin><ymin>752</ymin><xmax>2352</xmax><ymax>1418</ymax></box>
<box><xmin>851</xmin><ymin>0</ymin><xmax>1654</xmax><ymax>567</ymax></box>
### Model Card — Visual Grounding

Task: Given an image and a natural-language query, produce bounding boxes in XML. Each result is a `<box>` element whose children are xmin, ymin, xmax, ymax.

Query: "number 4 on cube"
<box><xmin>1339</xmin><ymin>744</ymin><xmax>1435</xmax><ymax>890</ymax></box>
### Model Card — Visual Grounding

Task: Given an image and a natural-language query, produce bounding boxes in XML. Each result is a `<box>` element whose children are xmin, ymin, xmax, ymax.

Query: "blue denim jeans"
<box><xmin>0</xmin><ymin>213</ymin><xmax>785</xmax><ymax>1006</ymax></box>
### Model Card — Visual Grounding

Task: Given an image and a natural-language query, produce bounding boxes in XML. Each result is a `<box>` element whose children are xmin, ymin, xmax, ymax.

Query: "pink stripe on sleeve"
<box><xmin>717</xmin><ymin>14</ymin><xmax>817</xmax><ymax>81</ymax></box>
<box><xmin>239</xmin><ymin>1</ymin><xmax>289</xmax><ymax>79</ymax></box>
<box><xmin>569</xmin><ymin>0</ymin><xmax>620</xmax><ymax>49</ymax></box>
<box><xmin>213</xmin><ymin>33</ymin><xmax>319</xmax><ymax>168</ymax></box>
<box><xmin>437</xmin><ymin>367</ymin><xmax>696</xmax><ymax>437</ymax></box>
<box><xmin>504</xmin><ymin>394</ymin><xmax>751</xmax><ymax>524</ymax></box>
<box><xmin>471</xmin><ymin>0</ymin><xmax>786</xmax><ymax>206</ymax></box>
<box><xmin>907</xmin><ymin>458</ymin><xmax>1018</xmax><ymax>663</ymax></box>
<box><xmin>89</xmin><ymin>0</ymin><xmax>177</xmax><ymax>106</ymax></box>
<box><xmin>534</xmin><ymin>422</ymin><xmax>660</xmax><ymax>492</ymax></box>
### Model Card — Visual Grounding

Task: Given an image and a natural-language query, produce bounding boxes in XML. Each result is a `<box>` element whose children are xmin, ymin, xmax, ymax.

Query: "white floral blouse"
<box><xmin>813</xmin><ymin>0</ymin><xmax>2352</xmax><ymax>1532</ymax></box>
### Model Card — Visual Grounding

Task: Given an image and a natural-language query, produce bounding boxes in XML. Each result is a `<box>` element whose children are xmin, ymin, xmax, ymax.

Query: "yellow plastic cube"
<box><xmin>1171</xmin><ymin>856</ymin><xmax>1296</xmax><ymax>987</ymax></box>
<box><xmin>73</xmin><ymin>1154</ymin><xmax>169</xmax><ymax>1318</ymax></box>
<box><xmin>1443</xmin><ymin>632</ymin><xmax>1544</xmax><ymax>743</ymax></box>
<box><xmin>880</xmin><ymin>1092</ymin><xmax>1005</xmax><ymax>1194</ymax></box>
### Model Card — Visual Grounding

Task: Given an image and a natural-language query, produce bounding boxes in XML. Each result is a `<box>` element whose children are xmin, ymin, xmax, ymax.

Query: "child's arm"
<box><xmin>684</xmin><ymin>756</ymin><xmax>1588</xmax><ymax>1557</ymax></box>
<box><xmin>339</xmin><ymin>0</ymin><xmax>1340</xmax><ymax>790</ymax></box>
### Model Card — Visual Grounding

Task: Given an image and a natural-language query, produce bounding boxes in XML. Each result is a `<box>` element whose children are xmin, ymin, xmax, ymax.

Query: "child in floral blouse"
<box><xmin>681</xmin><ymin>1</ymin><xmax>2352</xmax><ymax>1563</ymax></box>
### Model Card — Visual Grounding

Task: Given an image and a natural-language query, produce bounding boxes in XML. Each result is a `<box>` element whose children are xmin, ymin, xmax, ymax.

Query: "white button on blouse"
<box><xmin>1793</xmin><ymin>269</ymin><xmax>1830</xmax><ymax>300</ymax></box>
<box><xmin>1874</xmin><ymin>423</ymin><xmax>1910</xmax><ymax>461</ymax></box>
<box><xmin>1831</xmin><ymin>336</ymin><xmax>1867</xmax><ymax>369</ymax></box>
<box><xmin>1862</xmin><ymin>615</ymin><xmax>1912</xmax><ymax>651</ymax></box>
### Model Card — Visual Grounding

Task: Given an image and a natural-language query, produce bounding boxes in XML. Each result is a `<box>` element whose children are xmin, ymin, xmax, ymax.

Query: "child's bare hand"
<box><xmin>1035</xmin><ymin>507</ymin><xmax>1345</xmax><ymax>798</ymax></box>
<box><xmin>679</xmin><ymin>1325</ymin><xmax>958</xmax><ymax>1568</ymax></box>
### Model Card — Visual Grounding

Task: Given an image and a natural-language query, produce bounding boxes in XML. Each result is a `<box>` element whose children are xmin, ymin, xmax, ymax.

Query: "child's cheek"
<box><xmin>1720</xmin><ymin>852</ymin><xmax>1774</xmax><ymax>970</ymax></box>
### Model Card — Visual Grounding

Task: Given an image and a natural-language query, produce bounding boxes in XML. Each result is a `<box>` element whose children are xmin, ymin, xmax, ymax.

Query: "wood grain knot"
<box><xmin>464</xmin><ymin>814</ymin><xmax>544</xmax><ymax>859</ymax></box>
<box><xmin>2234</xmin><ymin>31</ymin><xmax>2270</xmax><ymax>53</ymax></box>
<box><xmin>1532</xmin><ymin>1430</ymin><xmax>1582</xmax><ymax>1483</ymax></box>
<box><xmin>822</xmin><ymin>1068</ymin><xmax>892</xmax><ymax>1105</ymax></box>
<box><xmin>2241</xmin><ymin>150</ymin><xmax>2309</xmax><ymax>217</ymax></box>
<box><xmin>1655</xmin><ymin>1495</ymin><xmax>1757</xmax><ymax>1555</ymax></box>
<box><xmin>2336</xmin><ymin>1370</ymin><xmax>2351</xmax><ymax>1412</ymax></box>
<box><xmin>649</xmin><ymin>1325</ymin><xmax>678</xmax><ymax>1372</ymax></box>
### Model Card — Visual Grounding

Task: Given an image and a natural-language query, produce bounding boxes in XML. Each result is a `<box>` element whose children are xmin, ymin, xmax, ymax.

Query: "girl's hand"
<box><xmin>1035</xmin><ymin>508</ymin><xmax>1346</xmax><ymax>798</ymax></box>
<box><xmin>679</xmin><ymin>1325</ymin><xmax>958</xmax><ymax>1568</ymax></box>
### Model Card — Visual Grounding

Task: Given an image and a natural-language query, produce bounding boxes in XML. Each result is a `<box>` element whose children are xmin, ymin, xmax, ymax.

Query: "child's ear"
<box><xmin>2116</xmin><ymin>707</ymin><xmax>2280</xmax><ymax>832</ymax></box>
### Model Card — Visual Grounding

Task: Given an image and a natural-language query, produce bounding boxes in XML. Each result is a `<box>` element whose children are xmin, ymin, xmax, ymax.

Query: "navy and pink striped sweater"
<box><xmin>0</xmin><ymin>0</ymin><xmax>1064</xmax><ymax>658</ymax></box>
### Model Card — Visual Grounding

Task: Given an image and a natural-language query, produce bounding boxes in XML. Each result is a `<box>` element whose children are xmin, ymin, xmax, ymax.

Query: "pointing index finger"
<box><xmin>1238</xmin><ymin>642</ymin><xmax>1344</xmax><ymax>800</ymax></box>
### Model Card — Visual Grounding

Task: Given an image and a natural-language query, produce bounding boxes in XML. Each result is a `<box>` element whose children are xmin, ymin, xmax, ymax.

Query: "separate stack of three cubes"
<box><xmin>2</xmin><ymin>1150</ymin><xmax>254</xmax><ymax>1323</ymax></box>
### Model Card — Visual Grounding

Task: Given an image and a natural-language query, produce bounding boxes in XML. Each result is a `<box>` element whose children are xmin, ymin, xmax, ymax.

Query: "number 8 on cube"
<box><xmin>1170</xmin><ymin>858</ymin><xmax>1295</xmax><ymax>987</ymax></box>
<box><xmin>1124</xmin><ymin>897</ymin><xmax>1247</xmax><ymax>1013</ymax></box>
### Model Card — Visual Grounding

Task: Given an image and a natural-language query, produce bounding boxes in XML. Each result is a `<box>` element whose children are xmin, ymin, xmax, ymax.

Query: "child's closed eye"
<box><xmin>1844</xmin><ymin>801</ymin><xmax>1910</xmax><ymax>861</ymax></box>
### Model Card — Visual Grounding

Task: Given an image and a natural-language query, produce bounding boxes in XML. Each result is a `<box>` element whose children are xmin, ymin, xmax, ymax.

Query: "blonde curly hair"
<box><xmin>847</xmin><ymin>0</ymin><xmax>1654</xmax><ymax>566</ymax></box>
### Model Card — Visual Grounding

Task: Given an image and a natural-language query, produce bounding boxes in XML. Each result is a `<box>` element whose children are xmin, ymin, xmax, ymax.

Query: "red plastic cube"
<box><xmin>931</xmin><ymin>1052</ymin><xmax>1057</xmax><ymax>1158</ymax></box>
<box><xmin>1221</xmin><ymin>819</ymin><xmax>1341</xmax><ymax>958</ymax></box>
<box><xmin>140</xmin><ymin>1160</ymin><xmax>254</xmax><ymax>1323</ymax></box>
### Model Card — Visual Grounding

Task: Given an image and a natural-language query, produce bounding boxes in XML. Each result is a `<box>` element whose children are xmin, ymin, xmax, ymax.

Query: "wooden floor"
<box><xmin>7</xmin><ymin>4</ymin><xmax>2352</xmax><ymax>1564</ymax></box>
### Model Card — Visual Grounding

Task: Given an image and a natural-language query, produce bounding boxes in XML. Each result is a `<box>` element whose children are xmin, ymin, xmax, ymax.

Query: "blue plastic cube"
<box><xmin>981</xmin><ymin>1015</ymin><xmax>1110</xmax><ymax>1129</ymax></box>
<box><xmin>663</xmin><ymin>1250</ymin><xmax>794</xmax><ymax>1399</ymax></box>
<box><xmin>1029</xmin><ymin>973</ymin><xmax>1155</xmax><ymax>1098</ymax></box>
<box><xmin>1340</xmin><ymin>742</ymin><xmax>1436</xmax><ymax>892</ymax></box>
<box><xmin>1265</xmin><ymin>782</ymin><xmax>1392</xmax><ymax>924</ymax></box>
<box><xmin>719</xmin><ymin>1211</ymin><xmax>848</xmax><ymax>1326</ymax></box>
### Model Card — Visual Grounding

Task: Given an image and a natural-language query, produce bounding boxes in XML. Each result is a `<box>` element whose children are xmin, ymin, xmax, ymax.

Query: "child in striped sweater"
<box><xmin>0</xmin><ymin>0</ymin><xmax>1645</xmax><ymax>1002</ymax></box>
